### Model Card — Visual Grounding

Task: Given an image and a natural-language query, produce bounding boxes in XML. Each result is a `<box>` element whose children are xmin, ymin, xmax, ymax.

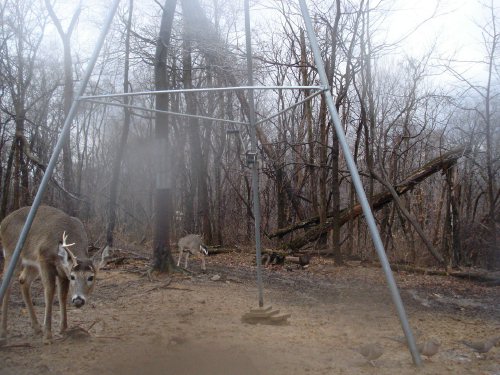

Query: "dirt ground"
<box><xmin>0</xmin><ymin>249</ymin><xmax>499</xmax><ymax>375</ymax></box>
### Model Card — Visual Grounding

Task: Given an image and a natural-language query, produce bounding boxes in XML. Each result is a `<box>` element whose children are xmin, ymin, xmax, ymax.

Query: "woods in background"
<box><xmin>0</xmin><ymin>0</ymin><xmax>498</xmax><ymax>270</ymax></box>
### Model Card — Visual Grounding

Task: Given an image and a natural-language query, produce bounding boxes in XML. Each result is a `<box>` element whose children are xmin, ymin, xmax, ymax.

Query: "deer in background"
<box><xmin>177</xmin><ymin>234</ymin><xmax>208</xmax><ymax>272</ymax></box>
<box><xmin>0</xmin><ymin>205</ymin><xmax>108</xmax><ymax>343</ymax></box>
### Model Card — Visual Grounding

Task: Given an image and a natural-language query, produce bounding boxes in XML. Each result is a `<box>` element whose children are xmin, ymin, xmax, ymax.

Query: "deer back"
<box><xmin>178</xmin><ymin>234</ymin><xmax>203</xmax><ymax>253</ymax></box>
<box><xmin>0</xmin><ymin>205</ymin><xmax>89</xmax><ymax>264</ymax></box>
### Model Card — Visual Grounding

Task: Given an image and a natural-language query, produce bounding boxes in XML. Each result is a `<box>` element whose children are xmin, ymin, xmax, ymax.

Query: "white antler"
<box><xmin>62</xmin><ymin>231</ymin><xmax>76</xmax><ymax>248</ymax></box>
<box><xmin>61</xmin><ymin>231</ymin><xmax>77</xmax><ymax>265</ymax></box>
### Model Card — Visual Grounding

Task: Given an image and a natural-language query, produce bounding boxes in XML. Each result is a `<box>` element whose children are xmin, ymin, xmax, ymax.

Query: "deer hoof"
<box><xmin>43</xmin><ymin>336</ymin><xmax>53</xmax><ymax>345</ymax></box>
<box><xmin>33</xmin><ymin>325</ymin><xmax>42</xmax><ymax>335</ymax></box>
<box><xmin>43</xmin><ymin>331</ymin><xmax>53</xmax><ymax>344</ymax></box>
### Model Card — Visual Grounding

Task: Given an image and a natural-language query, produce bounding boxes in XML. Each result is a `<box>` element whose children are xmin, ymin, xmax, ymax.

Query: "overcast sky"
<box><xmin>47</xmin><ymin>0</ymin><xmax>497</xmax><ymax>87</ymax></box>
<box><xmin>386</xmin><ymin>0</ymin><xmax>487</xmax><ymax>54</ymax></box>
<box><xmin>382</xmin><ymin>0</ymin><xmax>497</xmax><ymax>82</ymax></box>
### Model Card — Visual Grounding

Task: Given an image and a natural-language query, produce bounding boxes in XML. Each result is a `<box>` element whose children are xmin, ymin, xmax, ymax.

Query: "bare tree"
<box><xmin>0</xmin><ymin>0</ymin><xmax>48</xmax><ymax>218</ymax></box>
<box><xmin>445</xmin><ymin>0</ymin><xmax>499</xmax><ymax>268</ymax></box>
<box><xmin>106</xmin><ymin>0</ymin><xmax>134</xmax><ymax>247</ymax></box>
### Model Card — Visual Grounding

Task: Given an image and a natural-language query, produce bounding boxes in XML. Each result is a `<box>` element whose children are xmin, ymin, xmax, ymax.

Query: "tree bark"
<box><xmin>152</xmin><ymin>0</ymin><xmax>177</xmax><ymax>273</ymax></box>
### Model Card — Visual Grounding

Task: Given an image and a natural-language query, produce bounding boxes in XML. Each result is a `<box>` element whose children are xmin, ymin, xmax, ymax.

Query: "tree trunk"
<box><xmin>276</xmin><ymin>167</ymin><xmax>287</xmax><ymax>232</ymax></box>
<box><xmin>445</xmin><ymin>165</ymin><xmax>461</xmax><ymax>267</ymax></box>
<box><xmin>106</xmin><ymin>0</ymin><xmax>133</xmax><ymax>247</ymax></box>
<box><xmin>317</xmin><ymin>94</ymin><xmax>328</xmax><ymax>247</ymax></box>
<box><xmin>44</xmin><ymin>0</ymin><xmax>81</xmax><ymax>215</ymax></box>
<box><xmin>1</xmin><ymin>140</ymin><xmax>16</xmax><ymax>219</ymax></box>
<box><xmin>330</xmin><ymin>130</ymin><xmax>343</xmax><ymax>264</ymax></box>
<box><xmin>299</xmin><ymin>29</ymin><xmax>317</xmax><ymax>217</ymax></box>
<box><xmin>181</xmin><ymin>16</ymin><xmax>212</xmax><ymax>241</ymax></box>
<box><xmin>152</xmin><ymin>0</ymin><xmax>177</xmax><ymax>273</ymax></box>
<box><xmin>12</xmin><ymin>136</ymin><xmax>21</xmax><ymax>210</ymax></box>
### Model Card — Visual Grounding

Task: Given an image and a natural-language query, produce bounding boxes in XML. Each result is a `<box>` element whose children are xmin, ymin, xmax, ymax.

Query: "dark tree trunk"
<box><xmin>444</xmin><ymin>165</ymin><xmax>462</xmax><ymax>267</ymax></box>
<box><xmin>152</xmin><ymin>0</ymin><xmax>177</xmax><ymax>273</ymax></box>
<box><xmin>276</xmin><ymin>167</ymin><xmax>287</xmax><ymax>232</ymax></box>
<box><xmin>330</xmin><ymin>130</ymin><xmax>343</xmax><ymax>265</ymax></box>
<box><xmin>1</xmin><ymin>140</ymin><xmax>16</xmax><ymax>220</ymax></box>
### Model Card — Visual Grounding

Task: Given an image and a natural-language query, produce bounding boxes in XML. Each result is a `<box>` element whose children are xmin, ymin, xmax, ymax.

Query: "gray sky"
<box><xmin>44</xmin><ymin>0</ymin><xmax>496</xmax><ymax>86</ymax></box>
<box><xmin>383</xmin><ymin>0</ymin><xmax>496</xmax><ymax>82</ymax></box>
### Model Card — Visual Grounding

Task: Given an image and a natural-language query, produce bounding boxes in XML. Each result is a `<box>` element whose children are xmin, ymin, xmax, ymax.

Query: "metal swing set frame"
<box><xmin>0</xmin><ymin>0</ymin><xmax>422</xmax><ymax>365</ymax></box>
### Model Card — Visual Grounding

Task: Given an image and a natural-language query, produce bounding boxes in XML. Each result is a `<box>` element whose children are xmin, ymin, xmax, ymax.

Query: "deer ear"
<box><xmin>58</xmin><ymin>244</ymin><xmax>73</xmax><ymax>276</ymax></box>
<box><xmin>93</xmin><ymin>245</ymin><xmax>111</xmax><ymax>271</ymax></box>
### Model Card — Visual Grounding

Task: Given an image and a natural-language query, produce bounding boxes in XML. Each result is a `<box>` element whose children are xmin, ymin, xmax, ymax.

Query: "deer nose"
<box><xmin>72</xmin><ymin>296</ymin><xmax>85</xmax><ymax>308</ymax></box>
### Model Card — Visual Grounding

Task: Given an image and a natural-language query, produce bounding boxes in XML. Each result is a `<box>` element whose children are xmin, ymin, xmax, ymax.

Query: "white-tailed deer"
<box><xmin>176</xmin><ymin>234</ymin><xmax>208</xmax><ymax>271</ymax></box>
<box><xmin>0</xmin><ymin>206</ymin><xmax>108</xmax><ymax>343</ymax></box>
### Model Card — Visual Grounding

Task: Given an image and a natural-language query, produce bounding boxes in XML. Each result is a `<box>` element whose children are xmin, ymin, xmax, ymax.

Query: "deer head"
<box><xmin>57</xmin><ymin>231</ymin><xmax>109</xmax><ymax>308</ymax></box>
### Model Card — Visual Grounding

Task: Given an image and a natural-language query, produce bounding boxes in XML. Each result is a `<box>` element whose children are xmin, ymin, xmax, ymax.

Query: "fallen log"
<box><xmin>392</xmin><ymin>264</ymin><xmax>500</xmax><ymax>285</ymax></box>
<box><xmin>280</xmin><ymin>147</ymin><xmax>469</xmax><ymax>250</ymax></box>
<box><xmin>206</xmin><ymin>247</ymin><xmax>234</xmax><ymax>255</ymax></box>
<box><xmin>285</xmin><ymin>255</ymin><xmax>311</xmax><ymax>266</ymax></box>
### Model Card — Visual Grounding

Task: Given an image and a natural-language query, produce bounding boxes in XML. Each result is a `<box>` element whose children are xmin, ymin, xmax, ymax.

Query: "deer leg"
<box><xmin>57</xmin><ymin>276</ymin><xmax>69</xmax><ymax>334</ymax></box>
<box><xmin>184</xmin><ymin>252</ymin><xmax>190</xmax><ymax>269</ymax></box>
<box><xmin>0</xmin><ymin>285</ymin><xmax>10</xmax><ymax>339</ymax></box>
<box><xmin>201</xmin><ymin>254</ymin><xmax>206</xmax><ymax>271</ymax></box>
<box><xmin>177</xmin><ymin>250</ymin><xmax>183</xmax><ymax>267</ymax></box>
<box><xmin>40</xmin><ymin>264</ymin><xmax>56</xmax><ymax>343</ymax></box>
<box><xmin>19</xmin><ymin>266</ymin><xmax>42</xmax><ymax>335</ymax></box>
<box><xmin>1</xmin><ymin>258</ymin><xmax>12</xmax><ymax>339</ymax></box>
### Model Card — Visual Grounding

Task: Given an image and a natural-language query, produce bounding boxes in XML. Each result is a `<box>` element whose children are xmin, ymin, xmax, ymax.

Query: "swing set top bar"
<box><xmin>78</xmin><ymin>85</ymin><xmax>327</xmax><ymax>101</ymax></box>
<box><xmin>83</xmin><ymin>99</ymin><xmax>249</xmax><ymax>126</ymax></box>
<box><xmin>82</xmin><ymin>88</ymin><xmax>325</xmax><ymax>128</ymax></box>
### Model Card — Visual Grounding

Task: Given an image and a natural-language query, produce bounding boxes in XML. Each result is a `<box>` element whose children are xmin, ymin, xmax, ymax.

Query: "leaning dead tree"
<box><xmin>273</xmin><ymin>147</ymin><xmax>469</xmax><ymax>251</ymax></box>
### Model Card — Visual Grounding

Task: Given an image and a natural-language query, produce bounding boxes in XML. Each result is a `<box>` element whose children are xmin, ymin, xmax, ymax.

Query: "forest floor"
<box><xmin>0</xmin><ymin>247</ymin><xmax>499</xmax><ymax>375</ymax></box>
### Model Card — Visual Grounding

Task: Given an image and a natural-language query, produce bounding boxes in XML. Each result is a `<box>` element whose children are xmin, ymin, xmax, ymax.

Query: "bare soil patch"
<box><xmin>1</xmin><ymin>250</ymin><xmax>499</xmax><ymax>375</ymax></box>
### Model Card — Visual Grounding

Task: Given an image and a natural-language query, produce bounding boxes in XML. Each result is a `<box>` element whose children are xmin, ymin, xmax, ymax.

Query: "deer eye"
<box><xmin>70</xmin><ymin>275</ymin><xmax>76</xmax><ymax>281</ymax></box>
<box><xmin>87</xmin><ymin>275</ymin><xmax>94</xmax><ymax>282</ymax></box>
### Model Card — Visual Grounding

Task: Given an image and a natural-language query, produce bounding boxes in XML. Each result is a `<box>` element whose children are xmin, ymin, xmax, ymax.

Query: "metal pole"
<box><xmin>0</xmin><ymin>0</ymin><xmax>121</xmax><ymax>303</ymax></box>
<box><xmin>79</xmin><ymin>85</ymin><xmax>325</xmax><ymax>100</ymax></box>
<box><xmin>244</xmin><ymin>0</ymin><xmax>264</xmax><ymax>307</ymax></box>
<box><xmin>298</xmin><ymin>0</ymin><xmax>422</xmax><ymax>366</ymax></box>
